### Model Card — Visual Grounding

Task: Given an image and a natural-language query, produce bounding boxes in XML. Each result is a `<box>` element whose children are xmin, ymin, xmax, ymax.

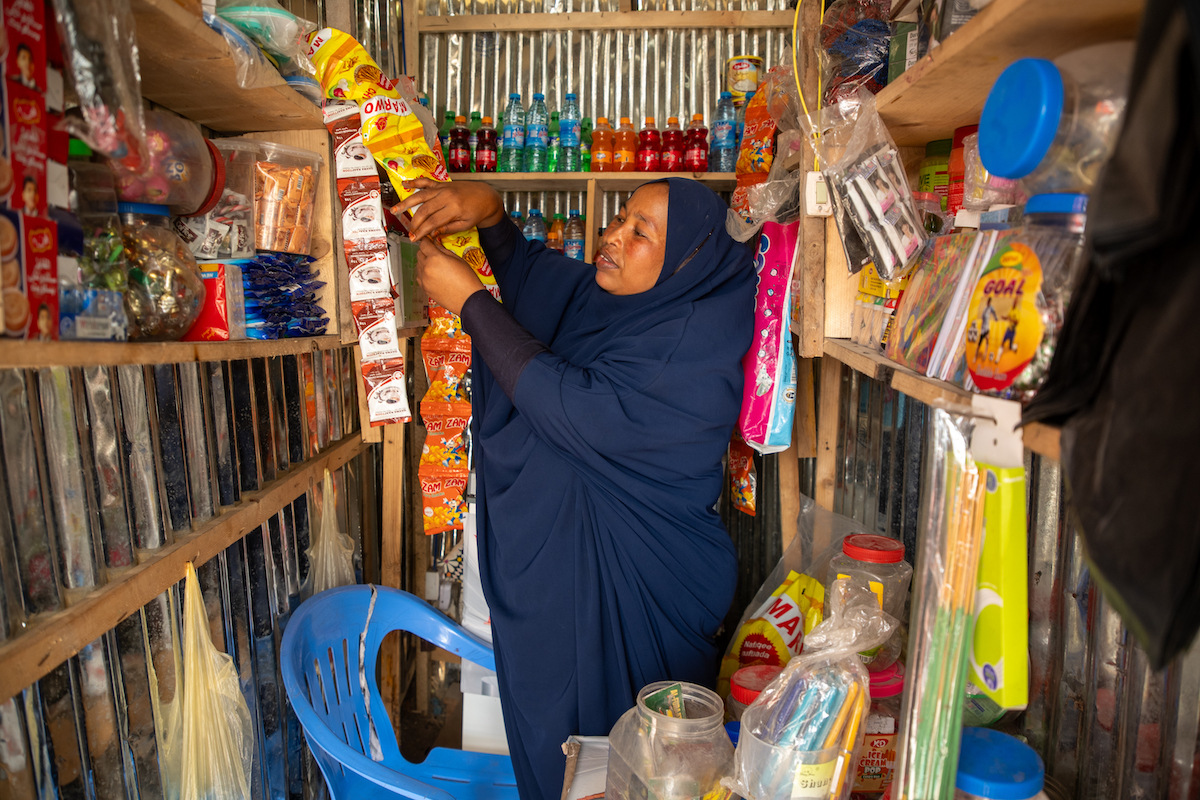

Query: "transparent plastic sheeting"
<box><xmin>423</xmin><ymin>25</ymin><xmax>790</xmax><ymax>126</ymax></box>
<box><xmin>826</xmin><ymin>367</ymin><xmax>1200</xmax><ymax>800</ymax></box>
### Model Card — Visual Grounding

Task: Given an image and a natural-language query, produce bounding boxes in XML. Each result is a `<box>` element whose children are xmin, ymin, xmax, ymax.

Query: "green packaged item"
<box><xmin>889</xmin><ymin>22</ymin><xmax>919</xmax><ymax>83</ymax></box>
<box><xmin>918</xmin><ymin>139</ymin><xmax>953</xmax><ymax>211</ymax></box>
<box><xmin>643</xmin><ymin>683</ymin><xmax>686</xmax><ymax>718</ymax></box>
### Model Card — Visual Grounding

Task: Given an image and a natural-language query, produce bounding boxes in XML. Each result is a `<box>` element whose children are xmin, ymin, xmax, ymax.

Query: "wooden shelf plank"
<box><xmin>876</xmin><ymin>0</ymin><xmax>1144</xmax><ymax>146</ymax></box>
<box><xmin>131</xmin><ymin>0</ymin><xmax>322</xmax><ymax>132</ymax></box>
<box><xmin>416</xmin><ymin>9</ymin><xmax>794</xmax><ymax>32</ymax></box>
<box><xmin>0</xmin><ymin>434</ymin><xmax>372</xmax><ymax>704</ymax></box>
<box><xmin>0</xmin><ymin>334</ymin><xmax>345</xmax><ymax>368</ymax></box>
<box><xmin>822</xmin><ymin>338</ymin><xmax>1062</xmax><ymax>459</ymax></box>
<box><xmin>452</xmin><ymin>171</ymin><xmax>737</xmax><ymax>192</ymax></box>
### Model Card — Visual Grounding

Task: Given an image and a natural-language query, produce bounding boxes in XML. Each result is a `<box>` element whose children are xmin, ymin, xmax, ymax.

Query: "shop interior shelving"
<box><xmin>414</xmin><ymin>8</ymin><xmax>796</xmax><ymax>32</ymax></box>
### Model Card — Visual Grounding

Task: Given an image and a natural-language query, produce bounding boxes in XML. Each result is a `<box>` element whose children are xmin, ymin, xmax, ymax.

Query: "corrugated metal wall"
<box><xmin>824</xmin><ymin>362</ymin><xmax>1200</xmax><ymax>800</ymax></box>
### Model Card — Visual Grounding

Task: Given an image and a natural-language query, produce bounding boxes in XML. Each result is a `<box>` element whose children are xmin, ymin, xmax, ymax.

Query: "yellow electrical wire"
<box><xmin>791</xmin><ymin>0</ymin><xmax>824</xmax><ymax>171</ymax></box>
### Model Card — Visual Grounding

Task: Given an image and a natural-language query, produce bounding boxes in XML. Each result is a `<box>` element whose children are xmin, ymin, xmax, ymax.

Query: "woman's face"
<box><xmin>594</xmin><ymin>183</ymin><xmax>668</xmax><ymax>295</ymax></box>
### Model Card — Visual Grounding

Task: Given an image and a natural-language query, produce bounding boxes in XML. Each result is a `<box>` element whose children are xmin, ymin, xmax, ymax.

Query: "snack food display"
<box><xmin>118</xmin><ymin>203</ymin><xmax>206</xmax><ymax>340</ymax></box>
<box><xmin>176</xmin><ymin>139</ymin><xmax>260</xmax><ymax>260</ymax></box>
<box><xmin>255</xmin><ymin>141</ymin><xmax>321</xmax><ymax>255</ymax></box>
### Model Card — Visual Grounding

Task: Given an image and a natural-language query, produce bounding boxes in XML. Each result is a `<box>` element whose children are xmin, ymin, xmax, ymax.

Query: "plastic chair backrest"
<box><xmin>280</xmin><ymin>585</ymin><xmax>510</xmax><ymax>800</ymax></box>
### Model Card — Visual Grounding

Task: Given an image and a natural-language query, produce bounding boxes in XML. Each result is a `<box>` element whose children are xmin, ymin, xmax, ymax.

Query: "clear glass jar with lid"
<box><xmin>119</xmin><ymin>202</ymin><xmax>205</xmax><ymax>340</ymax></box>
<box><xmin>827</xmin><ymin>534</ymin><xmax>912</xmax><ymax>671</ymax></box>
<box><xmin>606</xmin><ymin>681</ymin><xmax>734</xmax><ymax>800</ymax></box>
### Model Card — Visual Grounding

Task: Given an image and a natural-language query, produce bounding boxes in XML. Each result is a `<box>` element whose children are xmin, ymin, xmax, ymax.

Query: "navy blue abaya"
<box><xmin>470</xmin><ymin>179</ymin><xmax>756</xmax><ymax>800</ymax></box>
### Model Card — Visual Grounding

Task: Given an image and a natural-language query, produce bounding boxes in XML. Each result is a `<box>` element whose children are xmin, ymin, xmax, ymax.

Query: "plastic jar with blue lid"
<box><xmin>978</xmin><ymin>42</ymin><xmax>1134</xmax><ymax>197</ymax></box>
<box><xmin>954</xmin><ymin>728</ymin><xmax>1048</xmax><ymax>800</ymax></box>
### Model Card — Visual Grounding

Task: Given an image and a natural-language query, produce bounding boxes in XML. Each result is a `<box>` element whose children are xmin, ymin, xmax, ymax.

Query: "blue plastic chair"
<box><xmin>280</xmin><ymin>585</ymin><xmax>519</xmax><ymax>800</ymax></box>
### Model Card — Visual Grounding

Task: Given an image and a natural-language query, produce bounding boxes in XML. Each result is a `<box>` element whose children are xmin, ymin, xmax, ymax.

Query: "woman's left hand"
<box><xmin>416</xmin><ymin>237</ymin><xmax>486</xmax><ymax>316</ymax></box>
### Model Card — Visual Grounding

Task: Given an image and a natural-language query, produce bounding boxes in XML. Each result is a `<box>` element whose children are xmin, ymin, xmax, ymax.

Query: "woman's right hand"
<box><xmin>394</xmin><ymin>177</ymin><xmax>506</xmax><ymax>241</ymax></box>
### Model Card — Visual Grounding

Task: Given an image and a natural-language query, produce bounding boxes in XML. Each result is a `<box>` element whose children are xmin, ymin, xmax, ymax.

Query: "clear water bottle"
<box><xmin>548</xmin><ymin>111</ymin><xmax>561</xmax><ymax>173</ymax></box>
<box><xmin>560</xmin><ymin>93</ymin><xmax>582</xmax><ymax>172</ymax></box>
<box><xmin>564</xmin><ymin>210</ymin><xmax>586</xmax><ymax>261</ymax></box>
<box><xmin>501</xmin><ymin>94</ymin><xmax>526</xmax><ymax>173</ymax></box>
<box><xmin>524</xmin><ymin>93</ymin><xmax>550</xmax><ymax>172</ymax></box>
<box><xmin>735</xmin><ymin>90</ymin><xmax>754</xmax><ymax>155</ymax></box>
<box><xmin>522</xmin><ymin>208</ymin><xmax>548</xmax><ymax>242</ymax></box>
<box><xmin>711</xmin><ymin>91</ymin><xmax>737</xmax><ymax>172</ymax></box>
<box><xmin>510</xmin><ymin>209</ymin><xmax>524</xmax><ymax>228</ymax></box>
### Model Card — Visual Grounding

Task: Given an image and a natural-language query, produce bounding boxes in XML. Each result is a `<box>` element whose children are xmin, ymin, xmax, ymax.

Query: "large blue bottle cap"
<box><xmin>566</xmin><ymin>92</ymin><xmax>577</xmax><ymax>100</ymax></box>
<box><xmin>1024</xmin><ymin>193</ymin><xmax>1088</xmax><ymax>215</ymax></box>
<box><xmin>509</xmin><ymin>92</ymin><xmax>521</xmax><ymax>99</ymax></box>
<box><xmin>956</xmin><ymin>728</ymin><xmax>1045</xmax><ymax>800</ymax></box>
<box><xmin>720</xmin><ymin>91</ymin><xmax>732</xmax><ymax>98</ymax></box>
<box><xmin>533</xmin><ymin>93</ymin><xmax>545</xmax><ymax>100</ymax></box>
<box><xmin>530</xmin><ymin>208</ymin><xmax>541</xmax><ymax>216</ymax></box>
<box><xmin>980</xmin><ymin>58</ymin><xmax>1064</xmax><ymax>179</ymax></box>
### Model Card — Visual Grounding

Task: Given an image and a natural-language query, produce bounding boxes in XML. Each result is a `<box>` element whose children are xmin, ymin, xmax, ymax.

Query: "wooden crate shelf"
<box><xmin>415</xmin><ymin>9</ymin><xmax>795</xmax><ymax>33</ymax></box>
<box><xmin>822</xmin><ymin>337</ymin><xmax>1062</xmax><ymax>460</ymax></box>
<box><xmin>0</xmin><ymin>434</ymin><xmax>372</xmax><ymax>704</ymax></box>
<box><xmin>877</xmin><ymin>0</ymin><xmax>1144</xmax><ymax>146</ymax></box>
<box><xmin>131</xmin><ymin>0</ymin><xmax>322</xmax><ymax>132</ymax></box>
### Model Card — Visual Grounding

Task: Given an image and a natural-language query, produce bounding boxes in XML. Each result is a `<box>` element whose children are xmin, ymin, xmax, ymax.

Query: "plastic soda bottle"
<box><xmin>548</xmin><ymin>111</ymin><xmax>561</xmax><ymax>173</ymax></box>
<box><xmin>564</xmin><ymin>210</ymin><xmax>586</xmax><ymax>261</ymax></box>
<box><xmin>613</xmin><ymin>117</ymin><xmax>637</xmax><ymax>172</ymax></box>
<box><xmin>637</xmin><ymin>117</ymin><xmax>661</xmax><ymax>172</ymax></box>
<box><xmin>524</xmin><ymin>93</ymin><xmax>550</xmax><ymax>172</ymax></box>
<box><xmin>468</xmin><ymin>111</ymin><xmax>482</xmax><ymax>172</ymax></box>
<box><xmin>501</xmin><ymin>94</ymin><xmax>525</xmax><ymax>172</ymax></box>
<box><xmin>439</xmin><ymin>110</ymin><xmax>456</xmax><ymax>167</ymax></box>
<box><xmin>522</xmin><ymin>208</ymin><xmax>548</xmax><ymax>242</ymax></box>
<box><xmin>735</xmin><ymin>91</ymin><xmax>754</xmax><ymax>156</ymax></box>
<box><xmin>661</xmin><ymin>117</ymin><xmax>685</xmax><ymax>172</ymax></box>
<box><xmin>475</xmin><ymin>116</ymin><xmax>498</xmax><ymax>173</ymax></box>
<box><xmin>581</xmin><ymin>117</ymin><xmax>594</xmax><ymax>172</ymax></box>
<box><xmin>447</xmin><ymin>116</ymin><xmax>471</xmax><ymax>172</ymax></box>
<box><xmin>560</xmin><ymin>93</ymin><xmax>582</xmax><ymax>172</ymax></box>
<box><xmin>711</xmin><ymin>91</ymin><xmax>737</xmax><ymax>172</ymax></box>
<box><xmin>548</xmin><ymin>213</ymin><xmax>566</xmax><ymax>251</ymax></box>
<box><xmin>591</xmin><ymin>117</ymin><xmax>614</xmax><ymax>172</ymax></box>
<box><xmin>684</xmin><ymin>114</ymin><xmax>709</xmax><ymax>172</ymax></box>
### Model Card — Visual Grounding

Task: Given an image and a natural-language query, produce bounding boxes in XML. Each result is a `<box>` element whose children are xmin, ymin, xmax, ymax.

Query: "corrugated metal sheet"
<box><xmin>823</xmin><ymin>361</ymin><xmax>1200</xmax><ymax>800</ymax></box>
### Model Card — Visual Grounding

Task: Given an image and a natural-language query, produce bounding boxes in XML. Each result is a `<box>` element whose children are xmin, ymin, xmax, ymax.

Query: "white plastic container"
<box><xmin>979</xmin><ymin>42</ymin><xmax>1135</xmax><ymax>197</ymax></box>
<box><xmin>605</xmin><ymin>682</ymin><xmax>734</xmax><ymax>800</ymax></box>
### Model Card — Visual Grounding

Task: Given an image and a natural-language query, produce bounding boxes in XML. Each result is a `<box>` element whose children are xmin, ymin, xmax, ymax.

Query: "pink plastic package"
<box><xmin>738</xmin><ymin>221</ymin><xmax>801</xmax><ymax>454</ymax></box>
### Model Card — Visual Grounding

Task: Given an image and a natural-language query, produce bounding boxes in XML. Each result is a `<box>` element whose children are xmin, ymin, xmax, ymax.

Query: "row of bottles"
<box><xmin>439</xmin><ymin>91</ymin><xmax>748</xmax><ymax>174</ymax></box>
<box><xmin>516</xmin><ymin>209</ymin><xmax>587</xmax><ymax>260</ymax></box>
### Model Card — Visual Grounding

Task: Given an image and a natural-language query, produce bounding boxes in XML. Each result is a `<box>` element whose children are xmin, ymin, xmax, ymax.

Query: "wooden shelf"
<box><xmin>452</xmin><ymin>171</ymin><xmax>738</xmax><ymax>192</ymax></box>
<box><xmin>0</xmin><ymin>433</ymin><xmax>372</xmax><ymax>704</ymax></box>
<box><xmin>822</xmin><ymin>337</ymin><xmax>1062</xmax><ymax>460</ymax></box>
<box><xmin>877</xmin><ymin>0</ymin><xmax>1144</xmax><ymax>146</ymax></box>
<box><xmin>131</xmin><ymin>0</ymin><xmax>322</xmax><ymax>132</ymax></box>
<box><xmin>416</xmin><ymin>9</ymin><xmax>794</xmax><ymax>33</ymax></box>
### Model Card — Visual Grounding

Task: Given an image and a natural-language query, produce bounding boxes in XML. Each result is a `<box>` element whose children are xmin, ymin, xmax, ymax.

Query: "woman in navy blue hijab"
<box><xmin>399</xmin><ymin>177</ymin><xmax>756</xmax><ymax>800</ymax></box>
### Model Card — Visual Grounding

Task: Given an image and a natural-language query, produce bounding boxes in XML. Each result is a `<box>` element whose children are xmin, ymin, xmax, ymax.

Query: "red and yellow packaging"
<box><xmin>420</xmin><ymin>401</ymin><xmax>470</xmax><ymax>469</ymax></box>
<box><xmin>728</xmin><ymin>432</ymin><xmax>757</xmax><ymax>516</ymax></box>
<box><xmin>422</xmin><ymin>336</ymin><xmax>472</xmax><ymax>404</ymax></box>
<box><xmin>418</xmin><ymin>464</ymin><xmax>469</xmax><ymax>536</ymax></box>
<box><xmin>731</xmin><ymin>77</ymin><xmax>777</xmax><ymax>217</ymax></box>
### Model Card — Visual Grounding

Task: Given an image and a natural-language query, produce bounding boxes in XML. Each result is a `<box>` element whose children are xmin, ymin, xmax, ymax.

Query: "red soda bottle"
<box><xmin>474</xmin><ymin>116</ymin><xmax>498</xmax><ymax>173</ymax></box>
<box><xmin>636</xmin><ymin>117</ymin><xmax>661</xmax><ymax>172</ymax></box>
<box><xmin>684</xmin><ymin>114</ymin><xmax>709</xmax><ymax>172</ymax></box>
<box><xmin>448</xmin><ymin>115</ymin><xmax>471</xmax><ymax>172</ymax></box>
<box><xmin>661</xmin><ymin>117</ymin><xmax>685</xmax><ymax>172</ymax></box>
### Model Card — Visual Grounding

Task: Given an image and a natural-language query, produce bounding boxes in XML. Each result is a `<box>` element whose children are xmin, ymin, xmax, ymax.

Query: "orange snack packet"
<box><xmin>418</xmin><ymin>464</ymin><xmax>469</xmax><ymax>535</ymax></box>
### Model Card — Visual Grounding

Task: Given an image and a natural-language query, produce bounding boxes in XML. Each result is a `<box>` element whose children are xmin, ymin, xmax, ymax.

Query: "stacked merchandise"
<box><xmin>307</xmin><ymin>27</ymin><xmax>496</xmax><ymax>539</ymax></box>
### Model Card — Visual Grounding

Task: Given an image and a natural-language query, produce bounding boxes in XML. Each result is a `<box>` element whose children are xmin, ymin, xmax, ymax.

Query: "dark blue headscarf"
<box><xmin>472</xmin><ymin>179</ymin><xmax>756</xmax><ymax>800</ymax></box>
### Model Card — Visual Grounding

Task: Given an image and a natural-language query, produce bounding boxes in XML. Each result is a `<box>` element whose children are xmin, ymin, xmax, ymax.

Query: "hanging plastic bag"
<box><xmin>217</xmin><ymin>0</ymin><xmax>316</xmax><ymax>76</ymax></box>
<box><xmin>819</xmin><ymin>0</ymin><xmax>892</xmax><ymax>106</ymax></box>
<box><xmin>725</xmin><ymin>579</ymin><xmax>896</xmax><ymax>800</ymax></box>
<box><xmin>818</xmin><ymin>90</ymin><xmax>927</xmax><ymax>281</ymax></box>
<box><xmin>50</xmin><ymin>0</ymin><xmax>148</xmax><ymax>172</ymax></box>
<box><xmin>727</xmin><ymin>131</ymin><xmax>804</xmax><ymax>244</ymax></box>
<box><xmin>205</xmin><ymin>12</ymin><xmax>282</xmax><ymax>90</ymax></box>
<box><xmin>302</xmin><ymin>469</ymin><xmax>356</xmax><ymax>600</ymax></box>
<box><xmin>160</xmin><ymin>562</ymin><xmax>255</xmax><ymax>800</ymax></box>
<box><xmin>738</xmin><ymin>220</ymin><xmax>800</xmax><ymax>454</ymax></box>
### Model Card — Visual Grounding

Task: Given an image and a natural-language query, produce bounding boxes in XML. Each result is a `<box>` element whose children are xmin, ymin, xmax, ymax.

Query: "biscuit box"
<box><xmin>4</xmin><ymin>80</ymin><xmax>46</xmax><ymax>217</ymax></box>
<box><xmin>0</xmin><ymin>208</ymin><xmax>56</xmax><ymax>338</ymax></box>
<box><xmin>3</xmin><ymin>0</ymin><xmax>47</xmax><ymax>94</ymax></box>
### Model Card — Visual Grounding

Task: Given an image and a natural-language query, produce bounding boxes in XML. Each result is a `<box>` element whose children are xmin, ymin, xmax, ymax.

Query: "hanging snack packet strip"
<box><xmin>728</xmin><ymin>432</ymin><xmax>758</xmax><ymax>516</ymax></box>
<box><xmin>324</xmin><ymin>99</ymin><xmax>410</xmax><ymax>426</ymax></box>
<box><xmin>420</xmin><ymin>401</ymin><xmax>471</xmax><ymax>469</ymax></box>
<box><xmin>731</xmin><ymin>81</ymin><xmax>778</xmax><ymax>217</ymax></box>
<box><xmin>305</xmin><ymin>27</ymin><xmax>497</xmax><ymax>295</ymax></box>
<box><xmin>418</xmin><ymin>464</ymin><xmax>469</xmax><ymax>536</ymax></box>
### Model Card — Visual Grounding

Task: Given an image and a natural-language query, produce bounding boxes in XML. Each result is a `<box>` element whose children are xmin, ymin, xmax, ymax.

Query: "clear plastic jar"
<box><xmin>112</xmin><ymin>109</ymin><xmax>222</xmax><ymax>216</ymax></box>
<box><xmin>912</xmin><ymin>191</ymin><xmax>948</xmax><ymax>234</ymax></box>
<box><xmin>979</xmin><ymin>42</ymin><xmax>1135</xmax><ymax>196</ymax></box>
<box><xmin>827</xmin><ymin>534</ymin><xmax>913</xmax><ymax>671</ymax></box>
<box><xmin>853</xmin><ymin>662</ymin><xmax>905</xmax><ymax>796</ymax></box>
<box><xmin>954</xmin><ymin>727</ymin><xmax>1048</xmax><ymax>800</ymax></box>
<box><xmin>726</xmin><ymin>664</ymin><xmax>782</xmax><ymax>722</ymax></box>
<box><xmin>606</xmin><ymin>682</ymin><xmax>734</xmax><ymax>800</ymax></box>
<box><xmin>255</xmin><ymin>141</ymin><xmax>323</xmax><ymax>255</ymax></box>
<box><xmin>119</xmin><ymin>203</ymin><xmax>205</xmax><ymax>340</ymax></box>
<box><xmin>175</xmin><ymin>139</ymin><xmax>261</xmax><ymax>260</ymax></box>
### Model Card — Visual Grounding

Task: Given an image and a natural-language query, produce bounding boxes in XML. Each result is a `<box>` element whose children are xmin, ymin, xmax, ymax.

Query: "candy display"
<box><xmin>119</xmin><ymin>202</ymin><xmax>206</xmax><ymax>340</ymax></box>
<box><xmin>254</xmin><ymin>141</ymin><xmax>321</xmax><ymax>255</ymax></box>
<box><xmin>240</xmin><ymin>252</ymin><xmax>327</xmax><ymax>339</ymax></box>
<box><xmin>176</xmin><ymin>138</ymin><xmax>259</xmax><ymax>260</ymax></box>
<box><xmin>69</xmin><ymin>161</ymin><xmax>129</xmax><ymax>291</ymax></box>
<box><xmin>113</xmin><ymin>109</ymin><xmax>222</xmax><ymax>217</ymax></box>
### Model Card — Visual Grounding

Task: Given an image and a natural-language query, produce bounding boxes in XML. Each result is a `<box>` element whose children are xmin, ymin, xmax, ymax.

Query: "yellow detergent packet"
<box><xmin>305</xmin><ymin>28</ymin><xmax>496</xmax><ymax>290</ymax></box>
<box><xmin>718</xmin><ymin>571</ymin><xmax>825</xmax><ymax>697</ymax></box>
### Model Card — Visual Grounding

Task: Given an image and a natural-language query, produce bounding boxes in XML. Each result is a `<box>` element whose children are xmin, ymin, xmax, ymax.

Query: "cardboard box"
<box><xmin>0</xmin><ymin>208</ymin><xmax>56</xmax><ymax>338</ymax></box>
<box><xmin>3</xmin><ymin>0</ymin><xmax>47</xmax><ymax>93</ymax></box>
<box><xmin>5</xmin><ymin>81</ymin><xmax>45</xmax><ymax>216</ymax></box>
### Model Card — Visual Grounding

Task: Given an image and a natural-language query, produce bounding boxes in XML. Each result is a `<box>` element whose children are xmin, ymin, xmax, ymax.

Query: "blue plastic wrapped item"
<box><xmin>239</xmin><ymin>251</ymin><xmax>327</xmax><ymax>339</ymax></box>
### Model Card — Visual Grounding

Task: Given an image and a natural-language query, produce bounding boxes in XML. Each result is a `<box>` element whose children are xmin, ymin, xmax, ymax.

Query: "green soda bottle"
<box><xmin>581</xmin><ymin>117</ymin><xmax>593</xmax><ymax>172</ymax></box>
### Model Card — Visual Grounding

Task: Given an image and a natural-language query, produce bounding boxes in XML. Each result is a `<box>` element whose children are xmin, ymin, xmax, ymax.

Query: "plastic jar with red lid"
<box><xmin>725</xmin><ymin>664</ymin><xmax>783</xmax><ymax>722</ymax></box>
<box><xmin>828</xmin><ymin>534</ymin><xmax>913</xmax><ymax>671</ymax></box>
<box><xmin>853</xmin><ymin>662</ymin><xmax>905</xmax><ymax>796</ymax></box>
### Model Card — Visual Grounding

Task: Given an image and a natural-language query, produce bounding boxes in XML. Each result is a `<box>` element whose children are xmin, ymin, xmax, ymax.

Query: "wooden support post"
<box><xmin>584</xmin><ymin>178</ymin><xmax>599</xmax><ymax>264</ymax></box>
<box><xmin>795</xmin><ymin>357</ymin><xmax>818</xmax><ymax>459</ymax></box>
<box><xmin>778</xmin><ymin>341</ymin><xmax>802</xmax><ymax>554</ymax></box>
<box><xmin>815</xmin><ymin>356</ymin><xmax>843</xmax><ymax>511</ymax></box>
<box><xmin>379</xmin><ymin>422</ymin><xmax>406</xmax><ymax>727</ymax></box>
<box><xmin>404</xmin><ymin>0</ymin><xmax>421</xmax><ymax>78</ymax></box>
